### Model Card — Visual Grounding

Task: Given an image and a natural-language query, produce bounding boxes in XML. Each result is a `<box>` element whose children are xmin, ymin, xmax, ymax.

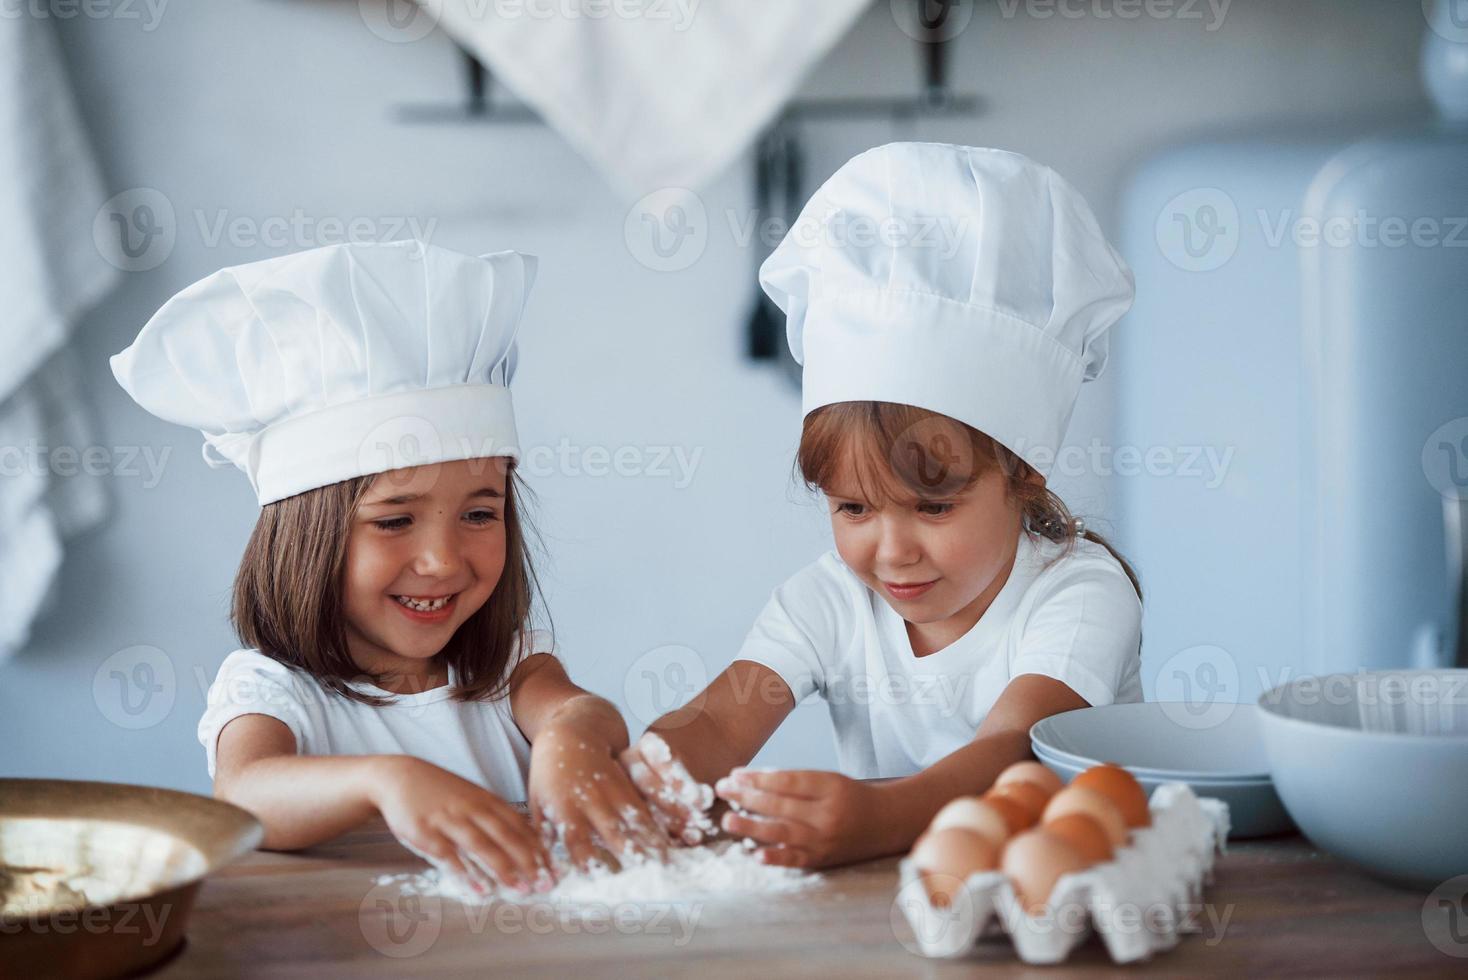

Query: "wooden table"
<box><xmin>158</xmin><ymin>822</ymin><xmax>1460</xmax><ymax>977</ymax></box>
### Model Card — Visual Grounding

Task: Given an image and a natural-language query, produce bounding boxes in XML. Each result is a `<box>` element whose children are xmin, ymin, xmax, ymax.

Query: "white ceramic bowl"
<box><xmin>1033</xmin><ymin>742</ymin><xmax>1274</xmax><ymax>785</ymax></box>
<box><xmin>1031</xmin><ymin>743</ymin><xmax>1268</xmax><ymax>785</ymax></box>
<box><xmin>1030</xmin><ymin>702</ymin><xmax>1271</xmax><ymax>779</ymax></box>
<box><xmin>1256</xmin><ymin>669</ymin><xmax>1468</xmax><ymax>887</ymax></box>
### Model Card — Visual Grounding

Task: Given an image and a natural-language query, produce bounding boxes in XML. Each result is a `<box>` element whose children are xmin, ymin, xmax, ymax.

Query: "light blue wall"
<box><xmin>1</xmin><ymin>0</ymin><xmax>1431</xmax><ymax>793</ymax></box>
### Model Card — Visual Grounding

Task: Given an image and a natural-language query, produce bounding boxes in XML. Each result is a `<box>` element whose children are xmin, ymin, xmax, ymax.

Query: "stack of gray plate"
<box><xmin>1030</xmin><ymin>702</ymin><xmax>1293</xmax><ymax>838</ymax></box>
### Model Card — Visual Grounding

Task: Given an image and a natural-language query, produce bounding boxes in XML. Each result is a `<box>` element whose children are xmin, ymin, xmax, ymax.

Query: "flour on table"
<box><xmin>376</xmin><ymin>838</ymin><xmax>818</xmax><ymax>914</ymax></box>
<box><xmin>375</xmin><ymin>736</ymin><xmax>815</xmax><ymax>916</ymax></box>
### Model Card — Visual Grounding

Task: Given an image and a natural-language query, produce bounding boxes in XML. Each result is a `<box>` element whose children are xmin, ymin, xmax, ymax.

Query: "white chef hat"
<box><xmin>110</xmin><ymin>239</ymin><xmax>535</xmax><ymax>506</ymax></box>
<box><xmin>759</xmin><ymin>142</ymin><xmax>1134</xmax><ymax>481</ymax></box>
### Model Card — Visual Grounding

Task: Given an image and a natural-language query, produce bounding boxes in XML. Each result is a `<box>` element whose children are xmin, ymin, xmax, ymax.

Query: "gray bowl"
<box><xmin>1027</xmin><ymin>702</ymin><xmax>1292</xmax><ymax>838</ymax></box>
<box><xmin>1035</xmin><ymin>746</ymin><xmax>1292</xmax><ymax>839</ymax></box>
<box><xmin>1256</xmin><ymin>669</ymin><xmax>1468</xmax><ymax>888</ymax></box>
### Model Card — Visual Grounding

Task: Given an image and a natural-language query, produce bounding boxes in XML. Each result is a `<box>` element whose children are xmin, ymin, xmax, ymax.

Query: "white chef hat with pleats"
<box><xmin>111</xmin><ymin>239</ymin><xmax>535</xmax><ymax>505</ymax></box>
<box><xmin>758</xmin><ymin>142</ymin><xmax>1134</xmax><ymax>480</ymax></box>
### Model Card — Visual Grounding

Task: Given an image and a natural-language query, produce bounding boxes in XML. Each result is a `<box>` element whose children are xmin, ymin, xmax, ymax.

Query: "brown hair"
<box><xmin>230</xmin><ymin>463</ymin><xmax>543</xmax><ymax>706</ymax></box>
<box><xmin>797</xmin><ymin>402</ymin><xmax>1141</xmax><ymax>601</ymax></box>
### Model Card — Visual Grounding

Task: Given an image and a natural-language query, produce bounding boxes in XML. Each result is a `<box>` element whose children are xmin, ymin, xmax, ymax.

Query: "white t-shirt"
<box><xmin>736</xmin><ymin>533</ymin><xmax>1143</xmax><ymax>779</ymax></box>
<box><xmin>197</xmin><ymin>632</ymin><xmax>551</xmax><ymax>801</ymax></box>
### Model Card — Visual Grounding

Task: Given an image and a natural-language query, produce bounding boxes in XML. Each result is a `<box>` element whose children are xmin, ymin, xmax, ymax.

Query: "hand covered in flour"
<box><xmin>618</xmin><ymin>732</ymin><xmax>721</xmax><ymax>846</ymax></box>
<box><xmin>373</xmin><ymin>756</ymin><xmax>551</xmax><ymax>896</ymax></box>
<box><xmin>529</xmin><ymin>723</ymin><xmax>668</xmax><ymax>871</ymax></box>
<box><xmin>714</xmin><ymin>768</ymin><xmax>885</xmax><ymax>869</ymax></box>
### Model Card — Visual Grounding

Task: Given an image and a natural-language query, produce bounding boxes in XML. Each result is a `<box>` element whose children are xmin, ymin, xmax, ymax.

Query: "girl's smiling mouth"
<box><xmin>390</xmin><ymin>592</ymin><xmax>459</xmax><ymax>621</ymax></box>
<box><xmin>883</xmin><ymin>579</ymin><xmax>938</xmax><ymax>601</ymax></box>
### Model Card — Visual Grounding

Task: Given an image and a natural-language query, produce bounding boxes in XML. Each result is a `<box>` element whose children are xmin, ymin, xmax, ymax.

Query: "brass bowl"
<box><xmin>0</xmin><ymin>779</ymin><xmax>262</xmax><ymax>980</ymax></box>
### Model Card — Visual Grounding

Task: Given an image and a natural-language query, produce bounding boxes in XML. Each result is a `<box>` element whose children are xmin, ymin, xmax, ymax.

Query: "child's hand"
<box><xmin>618</xmin><ymin>731</ymin><xmax>720</xmax><ymax>846</ymax></box>
<box><xmin>529</xmin><ymin>725</ymin><xmax>668</xmax><ymax>869</ymax></box>
<box><xmin>714</xmin><ymin>767</ymin><xmax>883</xmax><ymax>869</ymax></box>
<box><xmin>373</xmin><ymin>756</ymin><xmax>551</xmax><ymax>895</ymax></box>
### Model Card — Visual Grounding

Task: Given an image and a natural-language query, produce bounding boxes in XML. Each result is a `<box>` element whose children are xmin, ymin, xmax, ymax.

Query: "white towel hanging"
<box><xmin>0</xmin><ymin>17</ymin><xmax>117</xmax><ymax>660</ymax></box>
<box><xmin>427</xmin><ymin>0</ymin><xmax>871</xmax><ymax>196</ymax></box>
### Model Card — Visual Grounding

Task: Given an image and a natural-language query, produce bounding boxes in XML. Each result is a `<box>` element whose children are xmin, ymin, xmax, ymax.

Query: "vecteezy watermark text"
<box><xmin>94</xmin><ymin>187</ymin><xmax>445</xmax><ymax>273</ymax></box>
<box><xmin>0</xmin><ymin>440</ymin><xmax>170</xmax><ymax>488</ymax></box>
<box><xmin>0</xmin><ymin>0</ymin><xmax>168</xmax><ymax>30</ymax></box>
<box><xmin>726</xmin><ymin>210</ymin><xmax>969</xmax><ymax>260</ymax></box>
<box><xmin>357</xmin><ymin>423</ymin><xmax>706</xmax><ymax>491</ymax></box>
<box><xmin>623</xmin><ymin>187</ymin><xmax>971</xmax><ymax>273</ymax></box>
<box><xmin>358</xmin><ymin>0</ymin><xmax>701</xmax><ymax>45</ymax></box>
<box><xmin>994</xmin><ymin>0</ymin><xmax>1231</xmax><ymax>31</ymax></box>
<box><xmin>1012</xmin><ymin>438</ymin><xmax>1235</xmax><ymax>488</ymax></box>
<box><xmin>1157</xmin><ymin>188</ymin><xmax>1468</xmax><ymax>273</ymax></box>
<box><xmin>194</xmin><ymin>210</ymin><xmax>439</xmax><ymax>251</ymax></box>
<box><xmin>0</xmin><ymin>900</ymin><xmax>174</xmax><ymax>947</ymax></box>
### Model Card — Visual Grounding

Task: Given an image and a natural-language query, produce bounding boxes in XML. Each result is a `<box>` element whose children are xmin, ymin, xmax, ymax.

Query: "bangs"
<box><xmin>798</xmin><ymin>402</ymin><xmax>993</xmax><ymax>505</ymax></box>
<box><xmin>796</xmin><ymin>401</ymin><xmax>1144</xmax><ymax>604</ymax></box>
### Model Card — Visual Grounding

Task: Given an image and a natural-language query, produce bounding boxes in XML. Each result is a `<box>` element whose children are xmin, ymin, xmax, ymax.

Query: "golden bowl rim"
<box><xmin>0</xmin><ymin>778</ymin><xmax>263</xmax><ymax>924</ymax></box>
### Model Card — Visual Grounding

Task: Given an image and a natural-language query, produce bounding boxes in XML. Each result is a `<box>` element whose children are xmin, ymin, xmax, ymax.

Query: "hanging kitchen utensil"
<box><xmin>744</xmin><ymin>121</ymin><xmax>807</xmax><ymax>383</ymax></box>
<box><xmin>745</xmin><ymin>127</ymin><xmax>785</xmax><ymax>362</ymax></box>
<box><xmin>773</xmin><ymin>123</ymin><xmax>806</xmax><ymax>386</ymax></box>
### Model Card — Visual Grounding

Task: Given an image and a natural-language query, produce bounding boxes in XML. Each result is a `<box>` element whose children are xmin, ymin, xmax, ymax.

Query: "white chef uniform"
<box><xmin>747</xmin><ymin>143</ymin><xmax>1142</xmax><ymax>775</ymax></box>
<box><xmin>196</xmin><ymin>635</ymin><xmax>550</xmax><ymax>801</ymax></box>
<box><xmin>110</xmin><ymin>240</ymin><xmax>546</xmax><ymax>791</ymax></box>
<box><xmin>737</xmin><ymin>539</ymin><xmax>1143</xmax><ymax>779</ymax></box>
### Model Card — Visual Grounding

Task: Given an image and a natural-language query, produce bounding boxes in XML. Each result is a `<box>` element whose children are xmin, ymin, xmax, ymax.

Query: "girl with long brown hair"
<box><xmin>622</xmin><ymin>144</ymin><xmax>1144</xmax><ymax>868</ymax></box>
<box><xmin>112</xmin><ymin>241</ymin><xmax>663</xmax><ymax>895</ymax></box>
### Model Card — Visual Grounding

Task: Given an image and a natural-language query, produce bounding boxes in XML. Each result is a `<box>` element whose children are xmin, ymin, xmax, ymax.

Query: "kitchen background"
<box><xmin>2</xmin><ymin>0</ymin><xmax>1464</xmax><ymax>796</ymax></box>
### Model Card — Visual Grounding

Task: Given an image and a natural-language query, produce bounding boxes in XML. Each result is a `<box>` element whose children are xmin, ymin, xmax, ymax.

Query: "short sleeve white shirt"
<box><xmin>735</xmin><ymin>535</ymin><xmax>1142</xmax><ymax>778</ymax></box>
<box><xmin>197</xmin><ymin>631</ymin><xmax>552</xmax><ymax>801</ymax></box>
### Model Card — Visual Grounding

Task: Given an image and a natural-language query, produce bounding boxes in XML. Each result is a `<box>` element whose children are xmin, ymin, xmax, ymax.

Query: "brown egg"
<box><xmin>980</xmin><ymin>792</ymin><xmax>1037</xmax><ymax>835</ymax></box>
<box><xmin>1041</xmin><ymin>813</ymin><xmax>1114</xmax><ymax>866</ymax></box>
<box><xmin>928</xmin><ymin>797</ymin><xmax>1011</xmax><ymax>846</ymax></box>
<box><xmin>993</xmin><ymin>760</ymin><xmax>1064</xmax><ymax>798</ymax></box>
<box><xmin>1042</xmin><ymin>786</ymin><xmax>1128</xmax><ymax>847</ymax></box>
<box><xmin>911</xmin><ymin>827</ymin><xmax>1001</xmax><ymax>907</ymax></box>
<box><xmin>1072</xmin><ymin>764</ymin><xmax>1151</xmax><ymax>828</ymax></box>
<box><xmin>1000</xmin><ymin>829</ymin><xmax>1089</xmax><ymax>914</ymax></box>
<box><xmin>985</xmin><ymin>782</ymin><xmax>1050</xmax><ymax>827</ymax></box>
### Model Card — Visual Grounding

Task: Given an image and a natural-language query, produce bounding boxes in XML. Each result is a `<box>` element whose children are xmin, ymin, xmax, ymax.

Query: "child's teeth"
<box><xmin>395</xmin><ymin>594</ymin><xmax>452</xmax><ymax>611</ymax></box>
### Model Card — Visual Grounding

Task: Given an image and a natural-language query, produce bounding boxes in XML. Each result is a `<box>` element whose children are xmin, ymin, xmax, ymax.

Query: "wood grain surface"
<box><xmin>154</xmin><ymin>820</ymin><xmax>1462</xmax><ymax>978</ymax></box>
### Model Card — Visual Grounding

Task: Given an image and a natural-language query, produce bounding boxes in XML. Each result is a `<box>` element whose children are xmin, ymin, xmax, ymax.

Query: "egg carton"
<box><xmin>896</xmin><ymin>783</ymin><xmax>1230</xmax><ymax>965</ymax></box>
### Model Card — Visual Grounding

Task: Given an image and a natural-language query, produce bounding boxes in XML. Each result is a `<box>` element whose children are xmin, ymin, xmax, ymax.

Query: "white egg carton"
<box><xmin>896</xmin><ymin>783</ymin><xmax>1230</xmax><ymax>965</ymax></box>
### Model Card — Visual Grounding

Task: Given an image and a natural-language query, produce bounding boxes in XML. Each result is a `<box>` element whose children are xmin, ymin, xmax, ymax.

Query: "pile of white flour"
<box><xmin>376</xmin><ymin>736</ymin><xmax>818</xmax><ymax>914</ymax></box>
<box><xmin>376</xmin><ymin>838</ymin><xmax>818</xmax><ymax>911</ymax></box>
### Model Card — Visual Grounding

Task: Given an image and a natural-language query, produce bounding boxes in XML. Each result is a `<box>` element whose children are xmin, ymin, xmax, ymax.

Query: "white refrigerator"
<box><xmin>1114</xmin><ymin>20</ymin><xmax>1468</xmax><ymax>704</ymax></box>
